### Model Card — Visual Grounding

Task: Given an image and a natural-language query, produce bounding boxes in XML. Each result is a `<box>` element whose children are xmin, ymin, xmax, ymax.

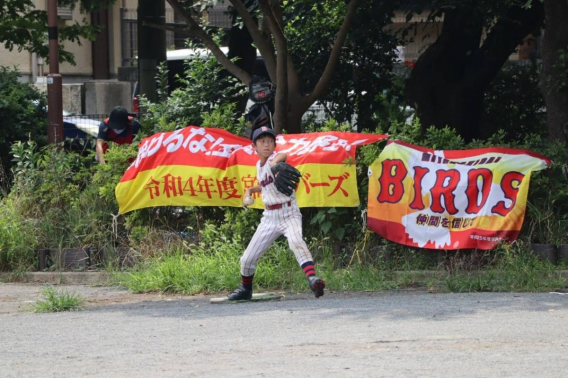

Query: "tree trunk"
<box><xmin>287</xmin><ymin>99</ymin><xmax>304</xmax><ymax>134</ymax></box>
<box><xmin>228</xmin><ymin>17</ymin><xmax>257</xmax><ymax>116</ymax></box>
<box><xmin>138</xmin><ymin>0</ymin><xmax>167</xmax><ymax>103</ymax></box>
<box><xmin>541</xmin><ymin>0</ymin><xmax>568</xmax><ymax>144</ymax></box>
<box><xmin>405</xmin><ymin>9</ymin><xmax>484</xmax><ymax>141</ymax></box>
<box><xmin>405</xmin><ymin>5</ymin><xmax>544</xmax><ymax>142</ymax></box>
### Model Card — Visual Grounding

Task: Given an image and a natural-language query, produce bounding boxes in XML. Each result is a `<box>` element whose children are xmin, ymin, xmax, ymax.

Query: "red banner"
<box><xmin>116</xmin><ymin>127</ymin><xmax>387</xmax><ymax>213</ymax></box>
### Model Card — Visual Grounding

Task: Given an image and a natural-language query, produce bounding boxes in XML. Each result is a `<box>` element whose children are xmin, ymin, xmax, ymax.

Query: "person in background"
<box><xmin>96</xmin><ymin>106</ymin><xmax>141</xmax><ymax>165</ymax></box>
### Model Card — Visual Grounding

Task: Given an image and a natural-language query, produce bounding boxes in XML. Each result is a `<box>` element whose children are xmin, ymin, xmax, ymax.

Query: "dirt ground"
<box><xmin>2</xmin><ymin>283</ymin><xmax>568</xmax><ymax>378</ymax></box>
<box><xmin>0</xmin><ymin>282</ymin><xmax>201</xmax><ymax>314</ymax></box>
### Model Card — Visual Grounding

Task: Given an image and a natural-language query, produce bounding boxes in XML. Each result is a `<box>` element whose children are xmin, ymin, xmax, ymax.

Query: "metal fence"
<box><xmin>120</xmin><ymin>8</ymin><xmax>189</xmax><ymax>67</ymax></box>
<box><xmin>120</xmin><ymin>6</ymin><xmax>234</xmax><ymax>68</ymax></box>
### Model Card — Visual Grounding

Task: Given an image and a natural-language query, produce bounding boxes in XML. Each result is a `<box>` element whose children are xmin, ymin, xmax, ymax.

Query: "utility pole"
<box><xmin>47</xmin><ymin>0</ymin><xmax>63</xmax><ymax>144</ymax></box>
<box><xmin>138</xmin><ymin>0</ymin><xmax>167</xmax><ymax>103</ymax></box>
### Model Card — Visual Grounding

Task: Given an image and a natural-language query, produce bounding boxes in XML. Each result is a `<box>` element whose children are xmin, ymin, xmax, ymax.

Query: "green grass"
<box><xmin>119</xmin><ymin>240</ymin><xmax>439</xmax><ymax>294</ymax></box>
<box><xmin>443</xmin><ymin>267</ymin><xmax>567</xmax><ymax>292</ymax></box>
<box><xmin>118</xmin><ymin>238</ymin><xmax>568</xmax><ymax>295</ymax></box>
<box><xmin>34</xmin><ymin>287</ymin><xmax>85</xmax><ymax>313</ymax></box>
<box><xmin>442</xmin><ymin>243</ymin><xmax>568</xmax><ymax>292</ymax></box>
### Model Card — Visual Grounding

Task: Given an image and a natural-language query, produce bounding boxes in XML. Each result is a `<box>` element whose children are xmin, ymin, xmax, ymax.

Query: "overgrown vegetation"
<box><xmin>0</xmin><ymin>66</ymin><xmax>47</xmax><ymax>182</ymax></box>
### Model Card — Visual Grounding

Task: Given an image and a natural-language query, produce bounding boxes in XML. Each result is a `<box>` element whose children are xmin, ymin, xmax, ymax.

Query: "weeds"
<box><xmin>34</xmin><ymin>287</ymin><xmax>85</xmax><ymax>313</ymax></box>
<box><xmin>442</xmin><ymin>242</ymin><xmax>568</xmax><ymax>292</ymax></box>
<box><xmin>121</xmin><ymin>238</ymin><xmax>437</xmax><ymax>295</ymax></box>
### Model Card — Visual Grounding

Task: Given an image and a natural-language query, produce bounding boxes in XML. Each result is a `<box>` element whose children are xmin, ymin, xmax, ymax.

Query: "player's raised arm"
<box><xmin>270</xmin><ymin>153</ymin><xmax>287</xmax><ymax>167</ymax></box>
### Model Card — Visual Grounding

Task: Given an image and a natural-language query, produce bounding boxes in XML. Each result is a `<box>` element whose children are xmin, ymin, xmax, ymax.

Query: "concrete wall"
<box><xmin>34</xmin><ymin>81</ymin><xmax>132</xmax><ymax>115</ymax></box>
<box><xmin>84</xmin><ymin>81</ymin><xmax>133</xmax><ymax>114</ymax></box>
<box><xmin>35</xmin><ymin>84</ymin><xmax>85</xmax><ymax>114</ymax></box>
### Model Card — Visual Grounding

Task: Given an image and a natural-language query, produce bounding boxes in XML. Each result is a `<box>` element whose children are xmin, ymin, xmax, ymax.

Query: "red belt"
<box><xmin>266</xmin><ymin>201</ymin><xmax>292</xmax><ymax>210</ymax></box>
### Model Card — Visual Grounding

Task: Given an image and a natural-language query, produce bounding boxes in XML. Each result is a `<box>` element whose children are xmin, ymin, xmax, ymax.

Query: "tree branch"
<box><xmin>471</xmin><ymin>2</ymin><xmax>545</xmax><ymax>87</ymax></box>
<box><xmin>267</xmin><ymin>0</ymin><xmax>301</xmax><ymax>98</ymax></box>
<box><xmin>259</xmin><ymin>0</ymin><xmax>288</xmax><ymax>131</ymax></box>
<box><xmin>142</xmin><ymin>21</ymin><xmax>192</xmax><ymax>36</ymax></box>
<box><xmin>166</xmin><ymin>0</ymin><xmax>252</xmax><ymax>84</ymax></box>
<box><xmin>305</xmin><ymin>0</ymin><xmax>361</xmax><ymax>110</ymax></box>
<box><xmin>228</xmin><ymin>0</ymin><xmax>277</xmax><ymax>82</ymax></box>
<box><xmin>258</xmin><ymin>0</ymin><xmax>287</xmax><ymax>69</ymax></box>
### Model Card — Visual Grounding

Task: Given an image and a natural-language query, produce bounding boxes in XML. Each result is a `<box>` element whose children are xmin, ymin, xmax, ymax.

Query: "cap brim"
<box><xmin>108</xmin><ymin>121</ymin><xmax>125</xmax><ymax>130</ymax></box>
<box><xmin>253</xmin><ymin>130</ymin><xmax>277</xmax><ymax>142</ymax></box>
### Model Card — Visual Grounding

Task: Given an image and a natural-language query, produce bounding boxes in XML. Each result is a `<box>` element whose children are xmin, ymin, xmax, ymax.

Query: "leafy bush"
<box><xmin>2</xmin><ymin>140</ymin><xmax>124</xmax><ymax>260</ymax></box>
<box><xmin>139</xmin><ymin>39</ymin><xmax>245</xmax><ymax>135</ymax></box>
<box><xmin>284</xmin><ymin>0</ymin><xmax>400</xmax><ymax>131</ymax></box>
<box><xmin>0</xmin><ymin>66</ymin><xmax>47</xmax><ymax>180</ymax></box>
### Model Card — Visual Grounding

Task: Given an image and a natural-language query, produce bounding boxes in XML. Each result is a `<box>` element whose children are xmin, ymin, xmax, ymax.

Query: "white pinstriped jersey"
<box><xmin>240</xmin><ymin>153</ymin><xmax>311</xmax><ymax>277</ymax></box>
<box><xmin>257</xmin><ymin>153</ymin><xmax>295</xmax><ymax>206</ymax></box>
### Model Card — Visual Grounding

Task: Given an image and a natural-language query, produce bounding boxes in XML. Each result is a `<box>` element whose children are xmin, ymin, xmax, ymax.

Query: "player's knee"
<box><xmin>288</xmin><ymin>239</ymin><xmax>306</xmax><ymax>253</ymax></box>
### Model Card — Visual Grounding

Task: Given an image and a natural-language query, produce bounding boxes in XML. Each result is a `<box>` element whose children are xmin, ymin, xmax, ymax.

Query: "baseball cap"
<box><xmin>108</xmin><ymin>106</ymin><xmax>129</xmax><ymax>130</ymax></box>
<box><xmin>252</xmin><ymin>126</ymin><xmax>277</xmax><ymax>143</ymax></box>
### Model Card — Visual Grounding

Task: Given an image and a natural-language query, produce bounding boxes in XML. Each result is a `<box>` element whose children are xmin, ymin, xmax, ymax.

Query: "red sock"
<box><xmin>242</xmin><ymin>275</ymin><xmax>254</xmax><ymax>289</ymax></box>
<box><xmin>301</xmin><ymin>261</ymin><xmax>316</xmax><ymax>278</ymax></box>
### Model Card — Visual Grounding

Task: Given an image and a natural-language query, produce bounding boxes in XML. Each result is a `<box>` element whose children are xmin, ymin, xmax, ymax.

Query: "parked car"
<box><xmin>62</xmin><ymin>111</ymin><xmax>100</xmax><ymax>139</ymax></box>
<box><xmin>61</xmin><ymin>111</ymin><xmax>101</xmax><ymax>152</ymax></box>
<box><xmin>34</xmin><ymin>102</ymin><xmax>102</xmax><ymax>152</ymax></box>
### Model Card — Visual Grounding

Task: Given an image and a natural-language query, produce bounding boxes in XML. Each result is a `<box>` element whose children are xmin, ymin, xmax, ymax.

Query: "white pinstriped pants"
<box><xmin>240</xmin><ymin>200</ymin><xmax>313</xmax><ymax>277</ymax></box>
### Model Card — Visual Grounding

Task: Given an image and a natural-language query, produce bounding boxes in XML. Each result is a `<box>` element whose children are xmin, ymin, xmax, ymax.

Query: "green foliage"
<box><xmin>372</xmin><ymin>116</ymin><xmax>422</xmax><ymax>144</ymax></box>
<box><xmin>10</xmin><ymin>141</ymin><xmax>94</xmax><ymax>211</ymax></box>
<box><xmin>284</xmin><ymin>0</ymin><xmax>401</xmax><ymax>130</ymax></box>
<box><xmin>0</xmin><ymin>66</ymin><xmax>47</xmax><ymax>176</ymax></box>
<box><xmin>34</xmin><ymin>287</ymin><xmax>85</xmax><ymax>313</ymax></box>
<box><xmin>423</xmin><ymin>126</ymin><xmax>466</xmax><ymax>150</ymax></box>
<box><xmin>201</xmin><ymin>102</ymin><xmax>247</xmax><ymax>136</ymax></box>
<box><xmin>92</xmin><ymin>142</ymin><xmax>139</xmax><ymax>205</ymax></box>
<box><xmin>482</xmin><ymin>62</ymin><xmax>546</xmax><ymax>140</ymax></box>
<box><xmin>140</xmin><ymin>38</ymin><xmax>246</xmax><ymax>134</ymax></box>
<box><xmin>199</xmin><ymin>208</ymin><xmax>262</xmax><ymax>247</ymax></box>
<box><xmin>0</xmin><ymin>196</ymin><xmax>38</xmax><ymax>271</ymax></box>
<box><xmin>309</xmin><ymin>207</ymin><xmax>354</xmax><ymax>242</ymax></box>
<box><xmin>371</xmin><ymin>76</ymin><xmax>416</xmax><ymax>133</ymax></box>
<box><xmin>155</xmin><ymin>61</ymin><xmax>170</xmax><ymax>104</ymax></box>
<box><xmin>1</xmin><ymin>140</ymin><xmax>122</xmax><ymax>263</ymax></box>
<box><xmin>543</xmin><ymin>47</ymin><xmax>568</xmax><ymax>94</ymax></box>
<box><xmin>304</xmin><ymin>117</ymin><xmax>354</xmax><ymax>133</ymax></box>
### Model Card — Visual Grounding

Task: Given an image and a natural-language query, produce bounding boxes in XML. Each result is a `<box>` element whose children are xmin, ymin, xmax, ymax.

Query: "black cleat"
<box><xmin>228</xmin><ymin>284</ymin><xmax>253</xmax><ymax>300</ymax></box>
<box><xmin>308</xmin><ymin>276</ymin><xmax>325</xmax><ymax>298</ymax></box>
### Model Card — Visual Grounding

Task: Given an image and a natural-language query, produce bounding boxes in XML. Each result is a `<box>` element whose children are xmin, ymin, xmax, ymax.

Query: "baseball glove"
<box><xmin>271</xmin><ymin>162</ymin><xmax>302</xmax><ymax>196</ymax></box>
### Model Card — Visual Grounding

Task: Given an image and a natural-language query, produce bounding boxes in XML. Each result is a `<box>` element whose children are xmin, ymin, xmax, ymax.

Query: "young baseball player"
<box><xmin>228</xmin><ymin>126</ymin><xmax>325</xmax><ymax>300</ymax></box>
